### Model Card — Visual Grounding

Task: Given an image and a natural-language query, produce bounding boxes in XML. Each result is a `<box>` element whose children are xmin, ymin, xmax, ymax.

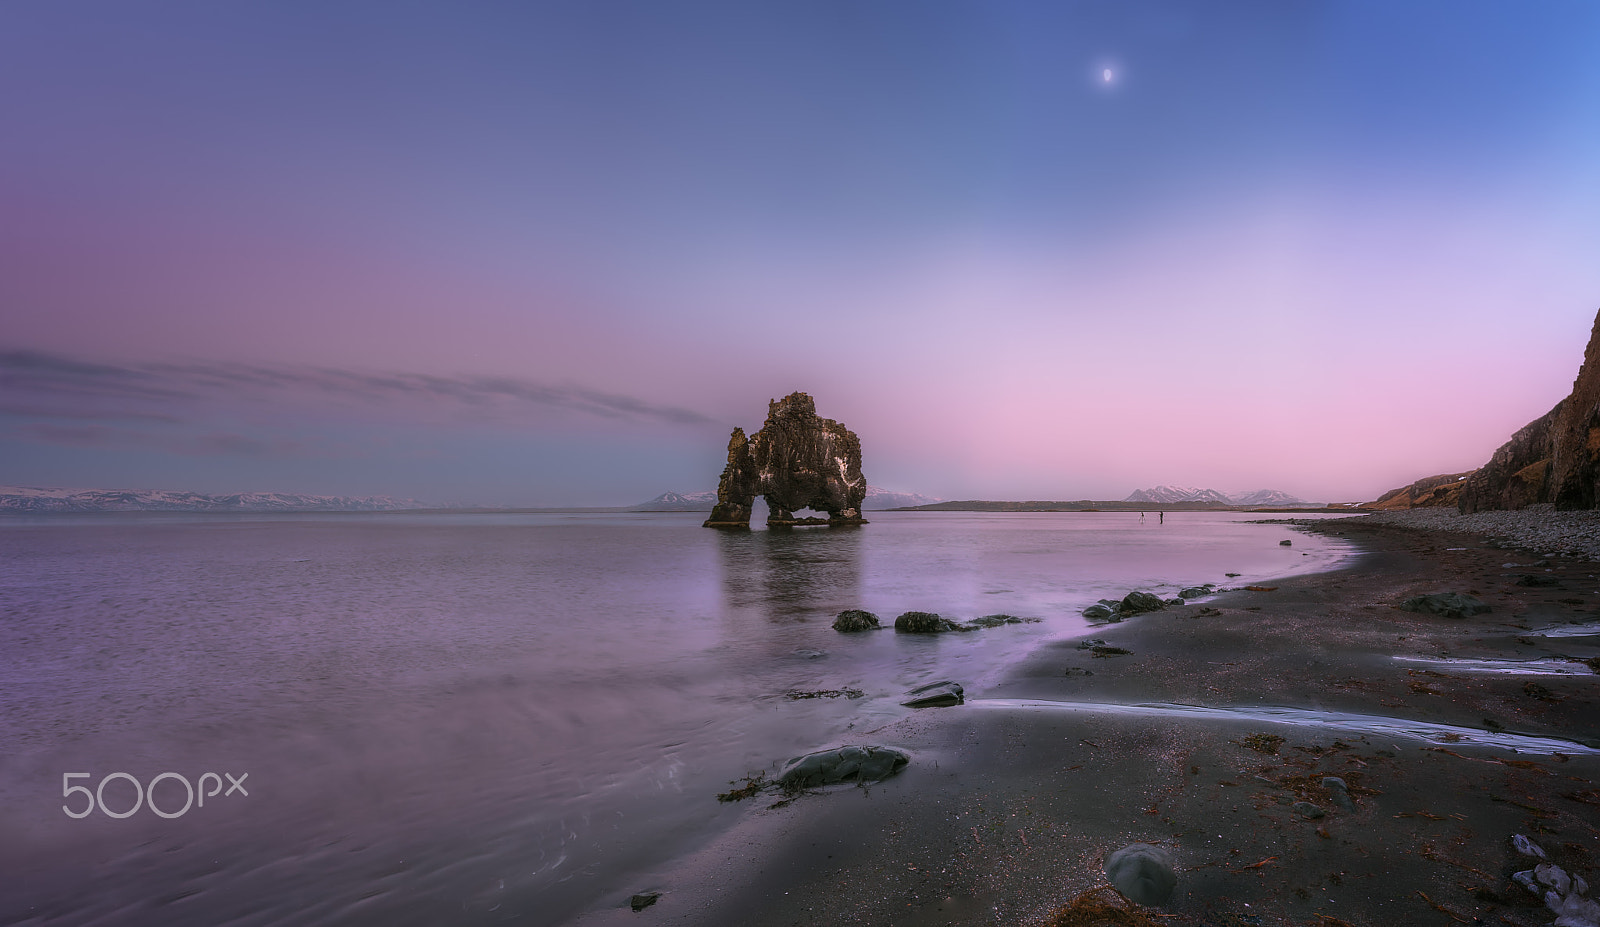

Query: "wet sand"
<box><xmin>570</xmin><ymin>518</ymin><xmax>1600</xmax><ymax>927</ymax></box>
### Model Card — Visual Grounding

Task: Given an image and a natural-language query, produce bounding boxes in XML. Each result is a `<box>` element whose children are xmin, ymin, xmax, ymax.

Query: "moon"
<box><xmin>1102</xmin><ymin>68</ymin><xmax>1114</xmax><ymax>83</ymax></box>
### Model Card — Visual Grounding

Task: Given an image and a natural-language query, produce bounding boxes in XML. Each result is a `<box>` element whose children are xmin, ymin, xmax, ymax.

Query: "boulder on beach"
<box><xmin>1105</xmin><ymin>843</ymin><xmax>1177</xmax><ymax>906</ymax></box>
<box><xmin>832</xmin><ymin>609</ymin><xmax>881</xmax><ymax>632</ymax></box>
<box><xmin>1120</xmin><ymin>591</ymin><xmax>1166</xmax><ymax>614</ymax></box>
<box><xmin>1178</xmin><ymin>585</ymin><xmax>1215</xmax><ymax>599</ymax></box>
<box><xmin>1399</xmin><ymin>592</ymin><xmax>1492</xmax><ymax>618</ymax></box>
<box><xmin>1082</xmin><ymin>601</ymin><xmax>1120</xmax><ymax>620</ymax></box>
<box><xmin>777</xmin><ymin>745</ymin><xmax>910</xmax><ymax>789</ymax></box>
<box><xmin>894</xmin><ymin>611</ymin><xmax>961</xmax><ymax>633</ymax></box>
<box><xmin>901</xmin><ymin>680</ymin><xmax>964</xmax><ymax>708</ymax></box>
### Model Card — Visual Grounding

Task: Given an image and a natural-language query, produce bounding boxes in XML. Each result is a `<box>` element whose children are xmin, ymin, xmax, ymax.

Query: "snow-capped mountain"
<box><xmin>1124</xmin><ymin>486</ymin><xmax>1306</xmax><ymax>505</ymax></box>
<box><xmin>0</xmin><ymin>486</ymin><xmax>423</xmax><ymax>513</ymax></box>
<box><xmin>632</xmin><ymin>486</ymin><xmax>940</xmax><ymax>512</ymax></box>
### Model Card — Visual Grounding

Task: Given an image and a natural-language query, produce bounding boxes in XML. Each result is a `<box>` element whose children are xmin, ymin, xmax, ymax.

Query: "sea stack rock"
<box><xmin>703</xmin><ymin>392</ymin><xmax>868</xmax><ymax>529</ymax></box>
<box><xmin>1461</xmin><ymin>307</ymin><xmax>1600</xmax><ymax>512</ymax></box>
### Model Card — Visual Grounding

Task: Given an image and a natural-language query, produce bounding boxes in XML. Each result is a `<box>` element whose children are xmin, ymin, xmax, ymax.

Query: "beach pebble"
<box><xmin>630</xmin><ymin>891</ymin><xmax>662</xmax><ymax>911</ymax></box>
<box><xmin>1512</xmin><ymin>834</ymin><xmax>1548</xmax><ymax>859</ymax></box>
<box><xmin>1517</xmin><ymin>870</ymin><xmax>1542</xmax><ymax>894</ymax></box>
<box><xmin>901</xmin><ymin>680</ymin><xmax>964</xmax><ymax>708</ymax></box>
<box><xmin>1321</xmin><ymin>777</ymin><xmax>1355</xmax><ymax>811</ymax></box>
<box><xmin>1399</xmin><ymin>592</ymin><xmax>1492</xmax><ymax>618</ymax></box>
<box><xmin>832</xmin><ymin>609</ymin><xmax>880</xmax><ymax>632</ymax></box>
<box><xmin>1548</xmin><ymin>891</ymin><xmax>1600</xmax><ymax>927</ymax></box>
<box><xmin>778</xmin><ymin>745</ymin><xmax>909</xmax><ymax>789</ymax></box>
<box><xmin>1077</xmin><ymin>638</ymin><xmax>1108</xmax><ymax>650</ymax></box>
<box><xmin>1539</xmin><ymin>863</ymin><xmax>1573</xmax><ymax>895</ymax></box>
<box><xmin>1292</xmin><ymin>801</ymin><xmax>1326</xmax><ymax>819</ymax></box>
<box><xmin>1062</xmin><ymin>667</ymin><xmax>1094</xmax><ymax>677</ymax></box>
<box><xmin>1105</xmin><ymin>843</ymin><xmax>1177</xmax><ymax>906</ymax></box>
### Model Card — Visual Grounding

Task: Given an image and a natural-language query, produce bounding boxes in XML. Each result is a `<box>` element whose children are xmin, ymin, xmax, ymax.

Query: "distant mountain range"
<box><xmin>1124</xmin><ymin>486</ymin><xmax>1308</xmax><ymax>506</ymax></box>
<box><xmin>0</xmin><ymin>486</ymin><xmax>422</xmax><ymax>513</ymax></box>
<box><xmin>631</xmin><ymin>487</ymin><xmax>941</xmax><ymax>512</ymax></box>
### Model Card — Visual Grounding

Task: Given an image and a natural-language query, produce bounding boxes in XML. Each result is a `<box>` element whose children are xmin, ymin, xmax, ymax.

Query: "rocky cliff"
<box><xmin>703</xmin><ymin>392</ymin><xmax>868</xmax><ymax>529</ymax></box>
<box><xmin>1365</xmin><ymin>472</ymin><xmax>1475</xmax><ymax>511</ymax></box>
<box><xmin>1459</xmin><ymin>307</ymin><xmax>1600</xmax><ymax>513</ymax></box>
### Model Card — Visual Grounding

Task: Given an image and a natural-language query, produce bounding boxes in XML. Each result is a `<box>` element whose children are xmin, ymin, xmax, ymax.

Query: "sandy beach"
<box><xmin>571</xmin><ymin>515</ymin><xmax>1600</xmax><ymax>927</ymax></box>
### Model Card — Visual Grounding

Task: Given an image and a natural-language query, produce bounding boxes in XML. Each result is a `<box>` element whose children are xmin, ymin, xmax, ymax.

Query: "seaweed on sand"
<box><xmin>1038</xmin><ymin>885</ymin><xmax>1161</xmax><ymax>926</ymax></box>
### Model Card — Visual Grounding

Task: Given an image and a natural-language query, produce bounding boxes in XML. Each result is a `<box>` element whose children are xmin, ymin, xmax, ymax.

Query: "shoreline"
<box><xmin>569</xmin><ymin>515</ymin><xmax>1600</xmax><ymax>926</ymax></box>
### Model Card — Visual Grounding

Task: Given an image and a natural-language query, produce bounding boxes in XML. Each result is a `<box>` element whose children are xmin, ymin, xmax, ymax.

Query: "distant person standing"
<box><xmin>1140</xmin><ymin>511</ymin><xmax>1145</xmax><ymax>523</ymax></box>
<box><xmin>1159</xmin><ymin>511</ymin><xmax>1164</xmax><ymax>524</ymax></box>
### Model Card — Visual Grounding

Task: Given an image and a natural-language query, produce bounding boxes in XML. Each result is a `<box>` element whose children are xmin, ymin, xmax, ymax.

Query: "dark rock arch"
<box><xmin>703</xmin><ymin>392</ymin><xmax>868</xmax><ymax>529</ymax></box>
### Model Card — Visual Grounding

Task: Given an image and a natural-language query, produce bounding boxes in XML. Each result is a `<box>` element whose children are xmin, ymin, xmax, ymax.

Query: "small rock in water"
<box><xmin>894</xmin><ymin>611</ymin><xmax>960</xmax><ymax>633</ymax></box>
<box><xmin>901</xmin><ymin>680</ymin><xmax>964</xmax><ymax>708</ymax></box>
<box><xmin>1178</xmin><ymin>585</ymin><xmax>1216</xmax><ymax>599</ymax></box>
<box><xmin>1226</xmin><ymin>572</ymin><xmax>1241</xmax><ymax>577</ymax></box>
<box><xmin>965</xmin><ymin>613</ymin><xmax>1037</xmax><ymax>629</ymax></box>
<box><xmin>832</xmin><ymin>609</ymin><xmax>881</xmax><ymax>632</ymax></box>
<box><xmin>1105</xmin><ymin>843</ymin><xmax>1177</xmax><ymax>906</ymax></box>
<box><xmin>1082</xmin><ymin>602</ymin><xmax>1117</xmax><ymax>620</ymax></box>
<box><xmin>630</xmin><ymin>891</ymin><xmax>662</xmax><ymax>912</ymax></box>
<box><xmin>792</xmin><ymin>648</ymin><xmax>827</xmax><ymax>660</ymax></box>
<box><xmin>1280</xmin><ymin>539</ymin><xmax>1292</xmax><ymax>546</ymax></box>
<box><xmin>1513</xmin><ymin>834</ymin><xmax>1548</xmax><ymax>859</ymax></box>
<box><xmin>1399</xmin><ymin>592</ymin><xmax>1492</xmax><ymax>618</ymax></box>
<box><xmin>778</xmin><ymin>745</ymin><xmax>910</xmax><ymax>789</ymax></box>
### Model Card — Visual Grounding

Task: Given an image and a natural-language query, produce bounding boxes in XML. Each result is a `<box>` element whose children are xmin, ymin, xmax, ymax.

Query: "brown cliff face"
<box><xmin>1364</xmin><ymin>472</ymin><xmax>1475</xmax><ymax>511</ymax></box>
<box><xmin>1458</xmin><ymin>307</ymin><xmax>1600</xmax><ymax>513</ymax></box>
<box><xmin>1457</xmin><ymin>402</ymin><xmax>1562</xmax><ymax>513</ymax></box>
<box><xmin>703</xmin><ymin>392</ymin><xmax>868</xmax><ymax>529</ymax></box>
<box><xmin>1548</xmin><ymin>310</ymin><xmax>1600</xmax><ymax>509</ymax></box>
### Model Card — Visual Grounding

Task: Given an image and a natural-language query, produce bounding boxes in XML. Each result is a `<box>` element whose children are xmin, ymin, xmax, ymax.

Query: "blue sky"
<box><xmin>3</xmin><ymin>1</ymin><xmax>1599</xmax><ymax>504</ymax></box>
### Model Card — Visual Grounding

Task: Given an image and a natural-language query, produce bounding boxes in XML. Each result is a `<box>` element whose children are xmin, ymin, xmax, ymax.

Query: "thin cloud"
<box><xmin>15</xmin><ymin>423</ymin><xmax>301</xmax><ymax>457</ymax></box>
<box><xmin>1</xmin><ymin>349</ymin><xmax>717</xmax><ymax>427</ymax></box>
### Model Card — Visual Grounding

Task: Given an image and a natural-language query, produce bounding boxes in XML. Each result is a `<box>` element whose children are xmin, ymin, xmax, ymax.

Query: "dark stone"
<box><xmin>1082</xmin><ymin>603</ymin><xmax>1117</xmax><ymax>620</ymax></box>
<box><xmin>894</xmin><ymin>611</ymin><xmax>960</xmax><ymax>633</ymax></box>
<box><xmin>777</xmin><ymin>745</ymin><xmax>909</xmax><ymax>789</ymax></box>
<box><xmin>1280</xmin><ymin>539</ymin><xmax>1292</xmax><ymax>546</ymax></box>
<box><xmin>1120</xmin><ymin>591</ymin><xmax>1165</xmax><ymax>614</ymax></box>
<box><xmin>1077</xmin><ymin>638</ymin><xmax>1108</xmax><ymax>650</ymax></box>
<box><xmin>1293</xmin><ymin>801</ymin><xmax>1327</xmax><ymax>819</ymax></box>
<box><xmin>1178</xmin><ymin>585</ymin><xmax>1215</xmax><ymax>599</ymax></box>
<box><xmin>965</xmin><ymin>613</ymin><xmax>1035</xmax><ymax>629</ymax></box>
<box><xmin>832</xmin><ymin>609</ymin><xmax>881</xmax><ymax>632</ymax></box>
<box><xmin>1322</xmin><ymin>776</ymin><xmax>1355</xmax><ymax>811</ymax></box>
<box><xmin>1105</xmin><ymin>843</ymin><xmax>1177</xmax><ymax>906</ymax></box>
<box><xmin>901</xmin><ymin>680</ymin><xmax>964</xmax><ymax>707</ymax></box>
<box><xmin>1399</xmin><ymin>592</ymin><xmax>1492</xmax><ymax>618</ymax></box>
<box><xmin>703</xmin><ymin>392</ymin><xmax>868</xmax><ymax>528</ymax></box>
<box><xmin>630</xmin><ymin>891</ymin><xmax>662</xmax><ymax>912</ymax></box>
<box><xmin>1515</xmin><ymin>574</ymin><xmax>1559</xmax><ymax>587</ymax></box>
<box><xmin>1063</xmin><ymin>667</ymin><xmax>1095</xmax><ymax>677</ymax></box>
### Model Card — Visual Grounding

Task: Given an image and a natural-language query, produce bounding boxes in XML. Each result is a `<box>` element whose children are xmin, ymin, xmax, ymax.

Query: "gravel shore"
<box><xmin>1294</xmin><ymin>505</ymin><xmax>1600</xmax><ymax>561</ymax></box>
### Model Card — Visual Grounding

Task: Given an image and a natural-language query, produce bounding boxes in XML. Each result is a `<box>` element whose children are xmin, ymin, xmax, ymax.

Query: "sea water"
<box><xmin>0</xmin><ymin>510</ymin><xmax>1354</xmax><ymax>925</ymax></box>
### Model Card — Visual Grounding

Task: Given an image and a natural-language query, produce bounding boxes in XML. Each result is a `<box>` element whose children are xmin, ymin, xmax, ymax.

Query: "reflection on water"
<box><xmin>716</xmin><ymin>526</ymin><xmax>864</xmax><ymax>622</ymax></box>
<box><xmin>0</xmin><ymin>510</ymin><xmax>1355</xmax><ymax>926</ymax></box>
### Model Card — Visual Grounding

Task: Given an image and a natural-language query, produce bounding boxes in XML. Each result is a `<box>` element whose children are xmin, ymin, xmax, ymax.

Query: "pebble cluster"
<box><xmin>1308</xmin><ymin>505</ymin><xmax>1600</xmax><ymax>562</ymax></box>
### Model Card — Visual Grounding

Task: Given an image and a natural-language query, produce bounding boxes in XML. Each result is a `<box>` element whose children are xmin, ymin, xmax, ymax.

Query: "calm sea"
<box><xmin>0</xmin><ymin>510</ymin><xmax>1354</xmax><ymax>926</ymax></box>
